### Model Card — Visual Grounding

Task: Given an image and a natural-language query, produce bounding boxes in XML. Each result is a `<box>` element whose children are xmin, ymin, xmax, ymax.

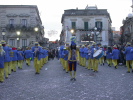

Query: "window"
<box><xmin>95</xmin><ymin>21</ymin><xmax>102</xmax><ymax>29</ymax></box>
<box><xmin>71</xmin><ymin>22</ymin><xmax>76</xmax><ymax>29</ymax></box>
<box><xmin>9</xmin><ymin>19</ymin><xmax>14</xmax><ymax>25</ymax></box>
<box><xmin>21</xmin><ymin>19</ymin><xmax>27</xmax><ymax>26</ymax></box>
<box><xmin>84</xmin><ymin>22</ymin><xmax>88</xmax><ymax>30</ymax></box>
<box><xmin>9</xmin><ymin>39</ymin><xmax>15</xmax><ymax>46</ymax></box>
<box><xmin>22</xmin><ymin>39</ymin><xmax>27</xmax><ymax>47</ymax></box>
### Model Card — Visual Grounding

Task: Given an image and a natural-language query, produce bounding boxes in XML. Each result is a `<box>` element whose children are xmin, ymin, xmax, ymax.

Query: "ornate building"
<box><xmin>0</xmin><ymin>5</ymin><xmax>45</xmax><ymax>48</ymax></box>
<box><xmin>60</xmin><ymin>5</ymin><xmax>113</xmax><ymax>45</ymax></box>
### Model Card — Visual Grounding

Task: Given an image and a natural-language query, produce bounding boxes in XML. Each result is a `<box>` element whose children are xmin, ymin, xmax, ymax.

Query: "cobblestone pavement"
<box><xmin>0</xmin><ymin>59</ymin><xmax>133</xmax><ymax>100</ymax></box>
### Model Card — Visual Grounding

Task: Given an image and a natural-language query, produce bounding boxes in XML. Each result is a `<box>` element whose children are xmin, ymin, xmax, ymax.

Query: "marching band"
<box><xmin>0</xmin><ymin>40</ymin><xmax>48</xmax><ymax>83</ymax></box>
<box><xmin>1</xmin><ymin>38</ymin><xmax>133</xmax><ymax>82</ymax></box>
<box><xmin>59</xmin><ymin>39</ymin><xmax>133</xmax><ymax>81</ymax></box>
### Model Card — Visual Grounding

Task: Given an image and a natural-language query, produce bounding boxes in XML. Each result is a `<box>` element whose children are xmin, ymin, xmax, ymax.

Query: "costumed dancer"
<box><xmin>32</xmin><ymin>42</ymin><xmax>41</xmax><ymax>74</ymax></box>
<box><xmin>79</xmin><ymin>45</ymin><xmax>82</xmax><ymax>65</ymax></box>
<box><xmin>62</xmin><ymin>47</ymin><xmax>69</xmax><ymax>73</ymax></box>
<box><xmin>83</xmin><ymin>44</ymin><xmax>88</xmax><ymax>67</ymax></box>
<box><xmin>12</xmin><ymin>47</ymin><xmax>18</xmax><ymax>72</ymax></box>
<box><xmin>106</xmin><ymin>46</ymin><xmax>112</xmax><ymax>67</ymax></box>
<box><xmin>124</xmin><ymin>42</ymin><xmax>133</xmax><ymax>73</ymax></box>
<box><xmin>84</xmin><ymin>44</ymin><xmax>89</xmax><ymax>69</ymax></box>
<box><xmin>99</xmin><ymin>46</ymin><xmax>104</xmax><ymax>66</ymax></box>
<box><xmin>17</xmin><ymin>47</ymin><xmax>24</xmax><ymax>69</ymax></box>
<box><xmin>1</xmin><ymin>40</ymin><xmax>12</xmax><ymax>78</ymax></box>
<box><xmin>0</xmin><ymin>44</ymin><xmax>5</xmax><ymax>83</ymax></box>
<box><xmin>24</xmin><ymin>47</ymin><xmax>33</xmax><ymax>66</ymax></box>
<box><xmin>111</xmin><ymin>45</ymin><xmax>120</xmax><ymax>69</ymax></box>
<box><xmin>86</xmin><ymin>45</ymin><xmax>92</xmax><ymax>70</ymax></box>
<box><xmin>90</xmin><ymin>42</ymin><xmax>99</xmax><ymax>72</ymax></box>
<box><xmin>68</xmin><ymin>37</ymin><xmax>77</xmax><ymax>81</ymax></box>
<box><xmin>80</xmin><ymin>45</ymin><xmax>84</xmax><ymax>66</ymax></box>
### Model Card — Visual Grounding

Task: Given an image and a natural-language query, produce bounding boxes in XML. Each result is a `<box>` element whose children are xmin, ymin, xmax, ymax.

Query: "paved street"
<box><xmin>0</xmin><ymin>59</ymin><xmax>133</xmax><ymax>100</ymax></box>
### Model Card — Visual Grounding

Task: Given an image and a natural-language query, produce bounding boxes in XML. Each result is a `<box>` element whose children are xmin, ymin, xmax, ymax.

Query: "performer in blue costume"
<box><xmin>68</xmin><ymin>37</ymin><xmax>77</xmax><ymax>81</ymax></box>
<box><xmin>0</xmin><ymin>44</ymin><xmax>5</xmax><ymax>83</ymax></box>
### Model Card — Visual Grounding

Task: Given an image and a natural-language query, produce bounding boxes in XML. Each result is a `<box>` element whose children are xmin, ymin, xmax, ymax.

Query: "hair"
<box><xmin>108</xmin><ymin>46</ymin><xmax>112</xmax><ymax>53</ymax></box>
<box><xmin>70</xmin><ymin>44</ymin><xmax>76</xmax><ymax>50</ymax></box>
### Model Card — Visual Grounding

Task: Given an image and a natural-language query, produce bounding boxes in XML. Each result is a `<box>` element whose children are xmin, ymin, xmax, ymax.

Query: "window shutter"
<box><xmin>95</xmin><ymin>22</ymin><xmax>97</xmax><ymax>28</ymax></box>
<box><xmin>84</xmin><ymin>22</ymin><xmax>88</xmax><ymax>30</ymax></box>
<box><xmin>100</xmin><ymin>22</ymin><xmax>103</xmax><ymax>29</ymax></box>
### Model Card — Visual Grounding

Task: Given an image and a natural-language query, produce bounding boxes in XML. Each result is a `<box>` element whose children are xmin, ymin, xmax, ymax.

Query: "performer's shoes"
<box><xmin>73</xmin><ymin>78</ymin><xmax>76</xmax><ymax>81</ymax></box>
<box><xmin>70</xmin><ymin>78</ymin><xmax>73</xmax><ymax>81</ymax></box>
<box><xmin>108</xmin><ymin>64</ymin><xmax>110</xmax><ymax>67</ymax></box>
<box><xmin>127</xmin><ymin>71</ymin><xmax>130</xmax><ymax>73</ymax></box>
<box><xmin>115</xmin><ymin>66</ymin><xmax>117</xmax><ymax>69</ymax></box>
<box><xmin>5</xmin><ymin>77</ymin><xmax>8</xmax><ymax>79</ymax></box>
<box><xmin>103</xmin><ymin>63</ymin><xmax>104</xmax><ymax>66</ymax></box>
<box><xmin>35</xmin><ymin>72</ymin><xmax>39</xmax><ymax>74</ymax></box>
<box><xmin>0</xmin><ymin>81</ymin><xmax>3</xmax><ymax>83</ymax></box>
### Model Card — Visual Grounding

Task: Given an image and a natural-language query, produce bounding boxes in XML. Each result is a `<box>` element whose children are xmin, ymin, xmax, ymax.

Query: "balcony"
<box><xmin>6</xmin><ymin>24</ymin><xmax>36</xmax><ymax>32</ymax></box>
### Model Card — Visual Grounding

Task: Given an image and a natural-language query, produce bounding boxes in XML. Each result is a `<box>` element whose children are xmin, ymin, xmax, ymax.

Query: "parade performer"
<box><xmin>83</xmin><ymin>44</ymin><xmax>88</xmax><ymax>67</ymax></box>
<box><xmin>12</xmin><ymin>47</ymin><xmax>18</xmax><ymax>72</ymax></box>
<box><xmin>68</xmin><ymin>37</ymin><xmax>77</xmax><ymax>81</ymax></box>
<box><xmin>79</xmin><ymin>45</ymin><xmax>82</xmax><ymax>65</ymax></box>
<box><xmin>62</xmin><ymin>47</ymin><xmax>69</xmax><ymax>73</ymax></box>
<box><xmin>1</xmin><ymin>40</ymin><xmax>12</xmax><ymax>78</ymax></box>
<box><xmin>106</xmin><ymin>46</ymin><xmax>112</xmax><ymax>67</ymax></box>
<box><xmin>86</xmin><ymin>45</ymin><xmax>92</xmax><ymax>70</ymax></box>
<box><xmin>90</xmin><ymin>42</ymin><xmax>99</xmax><ymax>72</ymax></box>
<box><xmin>111</xmin><ymin>45</ymin><xmax>120</xmax><ymax>69</ymax></box>
<box><xmin>32</xmin><ymin>42</ymin><xmax>41</xmax><ymax>74</ymax></box>
<box><xmin>124</xmin><ymin>42</ymin><xmax>133</xmax><ymax>73</ymax></box>
<box><xmin>24</xmin><ymin>47</ymin><xmax>33</xmax><ymax>66</ymax></box>
<box><xmin>0</xmin><ymin>44</ymin><xmax>5</xmax><ymax>83</ymax></box>
<box><xmin>17</xmin><ymin>47</ymin><xmax>24</xmax><ymax>69</ymax></box>
<box><xmin>80</xmin><ymin>45</ymin><xmax>84</xmax><ymax>66</ymax></box>
<box><xmin>99</xmin><ymin>46</ymin><xmax>104</xmax><ymax>66</ymax></box>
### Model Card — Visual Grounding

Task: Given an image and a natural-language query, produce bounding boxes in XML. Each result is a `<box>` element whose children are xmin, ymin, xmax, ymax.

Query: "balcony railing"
<box><xmin>6</xmin><ymin>24</ymin><xmax>43</xmax><ymax>32</ymax></box>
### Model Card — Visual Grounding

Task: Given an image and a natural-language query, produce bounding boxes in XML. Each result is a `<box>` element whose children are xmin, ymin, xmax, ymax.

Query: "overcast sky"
<box><xmin>0</xmin><ymin>0</ymin><xmax>132</xmax><ymax>40</ymax></box>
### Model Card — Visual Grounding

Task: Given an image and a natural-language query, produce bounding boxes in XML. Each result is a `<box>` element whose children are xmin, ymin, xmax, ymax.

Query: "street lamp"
<box><xmin>91</xmin><ymin>27</ymin><xmax>100</xmax><ymax>43</ymax></box>
<box><xmin>70</xmin><ymin>29</ymin><xmax>75</xmax><ymax>36</ymax></box>
<box><xmin>34</xmin><ymin>27</ymin><xmax>39</xmax><ymax>41</ymax></box>
<box><xmin>2</xmin><ymin>29</ymin><xmax>6</xmax><ymax>40</ymax></box>
<box><xmin>34</xmin><ymin>27</ymin><xmax>39</xmax><ymax>32</ymax></box>
<box><xmin>16</xmin><ymin>31</ymin><xmax>21</xmax><ymax>47</ymax></box>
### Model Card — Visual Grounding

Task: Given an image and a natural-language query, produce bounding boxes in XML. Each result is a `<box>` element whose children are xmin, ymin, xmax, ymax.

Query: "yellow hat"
<box><xmin>88</xmin><ymin>45</ymin><xmax>91</xmax><ymax>48</ymax></box>
<box><xmin>18</xmin><ymin>47</ymin><xmax>21</xmax><ymax>49</ymax></box>
<box><xmin>82</xmin><ymin>45</ymin><xmax>85</xmax><ymax>47</ymax></box>
<box><xmin>1</xmin><ymin>40</ymin><xmax>6</xmax><ymax>44</ymax></box>
<box><xmin>127</xmin><ymin>42</ymin><xmax>131</xmax><ymax>46</ymax></box>
<box><xmin>113</xmin><ymin>45</ymin><xmax>117</xmax><ymax>48</ymax></box>
<box><xmin>35</xmin><ymin>42</ymin><xmax>39</xmax><ymax>45</ymax></box>
<box><xmin>92</xmin><ymin>42</ymin><xmax>96</xmax><ymax>45</ymax></box>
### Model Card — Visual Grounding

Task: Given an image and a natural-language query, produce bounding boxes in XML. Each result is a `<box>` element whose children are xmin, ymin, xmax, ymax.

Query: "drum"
<box><xmin>93</xmin><ymin>49</ymin><xmax>104</xmax><ymax>59</ymax></box>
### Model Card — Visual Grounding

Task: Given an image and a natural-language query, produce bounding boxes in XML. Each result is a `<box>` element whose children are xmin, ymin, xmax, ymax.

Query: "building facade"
<box><xmin>0</xmin><ymin>5</ymin><xmax>45</xmax><ymax>48</ymax></box>
<box><xmin>61</xmin><ymin>6</ymin><xmax>112</xmax><ymax>46</ymax></box>
<box><xmin>122</xmin><ymin>14</ymin><xmax>133</xmax><ymax>44</ymax></box>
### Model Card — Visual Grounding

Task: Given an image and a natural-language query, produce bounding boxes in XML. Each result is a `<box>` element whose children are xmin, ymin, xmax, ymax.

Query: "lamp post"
<box><xmin>70</xmin><ymin>29</ymin><xmax>75</xmax><ymax>36</ymax></box>
<box><xmin>34</xmin><ymin>27</ymin><xmax>39</xmax><ymax>41</ymax></box>
<box><xmin>91</xmin><ymin>27</ymin><xmax>100</xmax><ymax>43</ymax></box>
<box><xmin>2</xmin><ymin>29</ymin><xmax>6</xmax><ymax>40</ymax></box>
<box><xmin>16</xmin><ymin>31</ymin><xmax>21</xmax><ymax>47</ymax></box>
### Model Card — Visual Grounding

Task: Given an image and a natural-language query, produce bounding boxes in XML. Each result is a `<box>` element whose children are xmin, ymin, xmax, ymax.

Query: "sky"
<box><xmin>0</xmin><ymin>0</ymin><xmax>132</xmax><ymax>41</ymax></box>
